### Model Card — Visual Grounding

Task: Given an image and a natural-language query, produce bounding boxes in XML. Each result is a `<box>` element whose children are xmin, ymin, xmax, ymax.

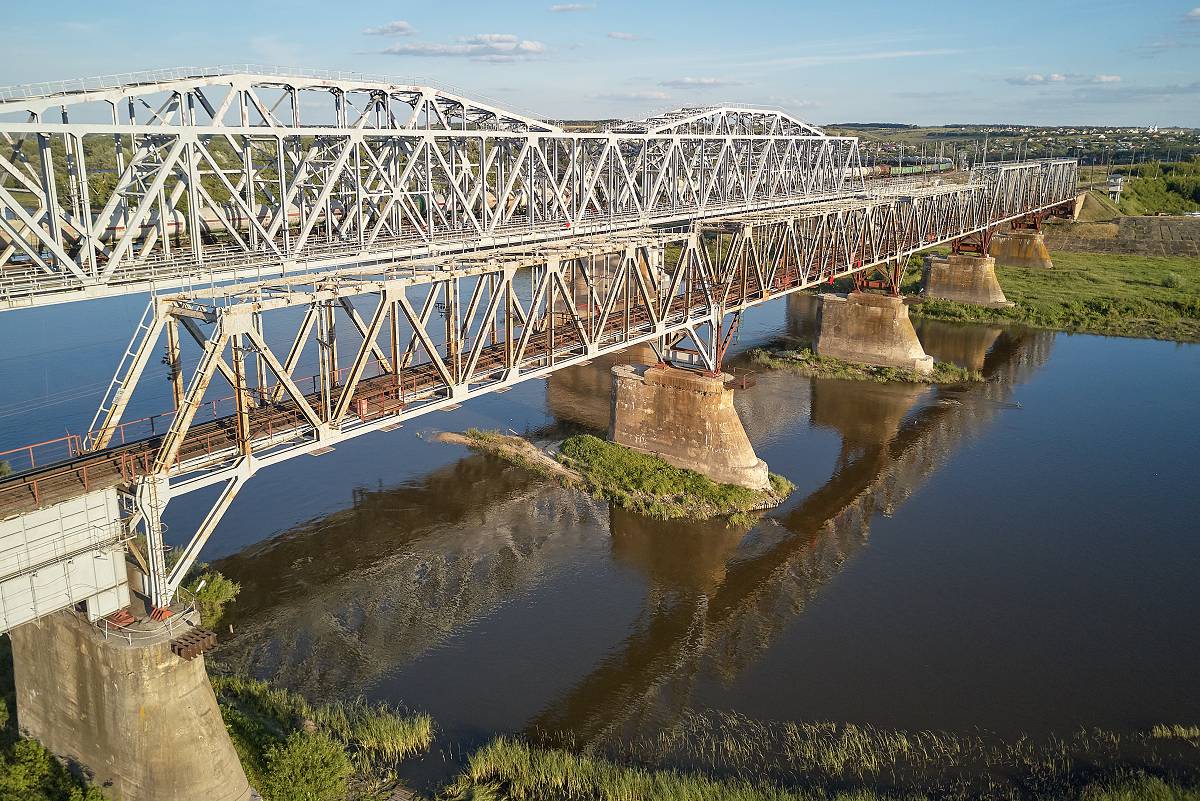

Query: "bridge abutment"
<box><xmin>922</xmin><ymin>254</ymin><xmax>1011</xmax><ymax>307</ymax></box>
<box><xmin>989</xmin><ymin>230</ymin><xmax>1054</xmax><ymax>268</ymax></box>
<box><xmin>814</xmin><ymin>292</ymin><xmax>934</xmax><ymax>373</ymax></box>
<box><xmin>9</xmin><ymin>610</ymin><xmax>252</xmax><ymax>801</ymax></box>
<box><xmin>609</xmin><ymin>364</ymin><xmax>769</xmax><ymax>490</ymax></box>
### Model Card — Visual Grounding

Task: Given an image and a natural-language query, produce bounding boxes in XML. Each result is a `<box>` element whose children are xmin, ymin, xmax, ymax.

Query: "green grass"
<box><xmin>442</xmin><ymin>733</ymin><xmax>1200</xmax><ymax>801</ymax></box>
<box><xmin>461</xmin><ymin>428</ymin><xmax>569</xmax><ymax>484</ymax></box>
<box><xmin>210</xmin><ymin>674</ymin><xmax>433</xmax><ymax>800</ymax></box>
<box><xmin>905</xmin><ymin>251</ymin><xmax>1200</xmax><ymax>342</ymax></box>
<box><xmin>1116</xmin><ymin>161</ymin><xmax>1200</xmax><ymax>216</ymax></box>
<box><xmin>1152</xmin><ymin>725</ymin><xmax>1200</xmax><ymax>741</ymax></box>
<box><xmin>748</xmin><ymin>346</ymin><xmax>982</xmax><ymax>384</ymax></box>
<box><xmin>555</xmin><ymin>434</ymin><xmax>793</xmax><ymax>522</ymax></box>
<box><xmin>441</xmin><ymin>736</ymin><xmax>902</xmax><ymax>801</ymax></box>
<box><xmin>1081</xmin><ymin>777</ymin><xmax>1200</xmax><ymax>801</ymax></box>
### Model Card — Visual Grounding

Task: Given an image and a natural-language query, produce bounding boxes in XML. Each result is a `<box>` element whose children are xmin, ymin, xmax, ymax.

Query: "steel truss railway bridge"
<box><xmin>0</xmin><ymin>67</ymin><xmax>1079</xmax><ymax>631</ymax></box>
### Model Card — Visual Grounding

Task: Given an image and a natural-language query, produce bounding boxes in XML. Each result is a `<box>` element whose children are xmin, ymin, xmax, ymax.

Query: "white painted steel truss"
<box><xmin>0</xmin><ymin>158</ymin><xmax>1072</xmax><ymax>609</ymax></box>
<box><xmin>0</xmin><ymin>68</ymin><xmax>864</xmax><ymax>308</ymax></box>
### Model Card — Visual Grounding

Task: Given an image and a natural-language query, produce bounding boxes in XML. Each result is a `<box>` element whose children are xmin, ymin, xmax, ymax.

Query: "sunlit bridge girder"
<box><xmin>0</xmin><ymin>67</ymin><xmax>867</xmax><ymax>310</ymax></box>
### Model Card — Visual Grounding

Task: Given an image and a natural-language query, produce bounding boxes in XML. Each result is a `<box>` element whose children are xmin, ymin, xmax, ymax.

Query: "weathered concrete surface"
<box><xmin>990</xmin><ymin>230</ymin><xmax>1054</xmax><ymax>268</ymax></box>
<box><xmin>610</xmin><ymin>364</ymin><xmax>769</xmax><ymax>490</ymax></box>
<box><xmin>10</xmin><ymin>611</ymin><xmax>252</xmax><ymax>801</ymax></box>
<box><xmin>922</xmin><ymin>254</ymin><xmax>1011</xmax><ymax>307</ymax></box>
<box><xmin>813</xmin><ymin>292</ymin><xmax>934</xmax><ymax>374</ymax></box>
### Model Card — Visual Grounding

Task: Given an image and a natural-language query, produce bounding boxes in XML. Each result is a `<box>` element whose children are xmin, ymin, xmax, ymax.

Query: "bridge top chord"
<box><xmin>0</xmin><ymin>67</ymin><xmax>862</xmax><ymax>311</ymax></box>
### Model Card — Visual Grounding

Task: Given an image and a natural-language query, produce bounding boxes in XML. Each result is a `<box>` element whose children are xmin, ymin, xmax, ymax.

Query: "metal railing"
<box><xmin>92</xmin><ymin>585</ymin><xmax>199</xmax><ymax>644</ymax></box>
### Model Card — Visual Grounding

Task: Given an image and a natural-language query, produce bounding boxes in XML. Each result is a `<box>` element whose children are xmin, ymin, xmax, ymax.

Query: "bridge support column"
<box><xmin>610</xmin><ymin>363</ymin><xmax>769</xmax><ymax>490</ymax></box>
<box><xmin>9</xmin><ymin>610</ymin><xmax>252</xmax><ymax>801</ymax></box>
<box><xmin>989</xmin><ymin>230</ymin><xmax>1053</xmax><ymax>268</ymax></box>
<box><xmin>922</xmin><ymin>254</ymin><xmax>1011</xmax><ymax>307</ymax></box>
<box><xmin>814</xmin><ymin>292</ymin><xmax>934</xmax><ymax>373</ymax></box>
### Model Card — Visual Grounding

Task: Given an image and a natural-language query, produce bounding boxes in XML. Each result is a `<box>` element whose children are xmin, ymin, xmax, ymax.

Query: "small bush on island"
<box><xmin>185</xmin><ymin>569</ymin><xmax>241</xmax><ymax>628</ymax></box>
<box><xmin>260</xmin><ymin>730</ymin><xmax>354</xmax><ymax>801</ymax></box>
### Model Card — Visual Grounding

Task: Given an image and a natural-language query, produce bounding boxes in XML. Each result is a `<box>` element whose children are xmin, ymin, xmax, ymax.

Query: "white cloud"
<box><xmin>596</xmin><ymin>90</ymin><xmax>669</xmax><ymax>101</ymax></box>
<box><xmin>363</xmin><ymin>21</ymin><xmax>415</xmax><ymax>36</ymax></box>
<box><xmin>767</xmin><ymin>95</ymin><xmax>819</xmax><ymax>109</ymax></box>
<box><xmin>1187</xmin><ymin>7</ymin><xmax>1200</xmax><ymax>18</ymax></box>
<box><xmin>549</xmin><ymin>3</ymin><xmax>593</xmax><ymax>10</ymax></box>
<box><xmin>381</xmin><ymin>33</ymin><xmax>547</xmax><ymax>61</ymax></box>
<box><xmin>1007</xmin><ymin>73</ymin><xmax>1121</xmax><ymax>85</ymax></box>
<box><xmin>659</xmin><ymin>77</ymin><xmax>744</xmax><ymax>88</ymax></box>
<box><xmin>608</xmin><ymin>31</ymin><xmax>640</xmax><ymax>41</ymax></box>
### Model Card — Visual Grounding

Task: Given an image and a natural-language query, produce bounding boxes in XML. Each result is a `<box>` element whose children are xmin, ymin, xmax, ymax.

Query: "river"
<box><xmin>1</xmin><ymin>291</ymin><xmax>1198</xmax><ymax>781</ymax></box>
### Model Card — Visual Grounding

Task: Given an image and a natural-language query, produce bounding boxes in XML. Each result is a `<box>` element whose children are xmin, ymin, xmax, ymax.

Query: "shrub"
<box><xmin>260</xmin><ymin>731</ymin><xmax>353</xmax><ymax>801</ymax></box>
<box><xmin>1163</xmin><ymin>272</ymin><xmax>1184</xmax><ymax>290</ymax></box>
<box><xmin>185</xmin><ymin>570</ymin><xmax>241</xmax><ymax>628</ymax></box>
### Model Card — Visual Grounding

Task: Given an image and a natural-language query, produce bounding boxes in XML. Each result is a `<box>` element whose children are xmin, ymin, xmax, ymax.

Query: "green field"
<box><xmin>907</xmin><ymin>251</ymin><xmax>1200</xmax><ymax>342</ymax></box>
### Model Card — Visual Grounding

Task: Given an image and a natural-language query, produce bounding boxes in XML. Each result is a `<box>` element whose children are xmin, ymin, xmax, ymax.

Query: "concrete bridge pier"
<box><xmin>813</xmin><ymin>292</ymin><xmax>934</xmax><ymax>374</ymax></box>
<box><xmin>922</xmin><ymin>253</ymin><xmax>1011</xmax><ymax>307</ymax></box>
<box><xmin>609</xmin><ymin>363</ymin><xmax>769</xmax><ymax>490</ymax></box>
<box><xmin>9</xmin><ymin>609</ymin><xmax>252</xmax><ymax>801</ymax></box>
<box><xmin>989</xmin><ymin>229</ymin><xmax>1054</xmax><ymax>268</ymax></box>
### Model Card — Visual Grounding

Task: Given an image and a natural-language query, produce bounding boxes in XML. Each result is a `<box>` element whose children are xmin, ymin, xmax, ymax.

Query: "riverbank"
<box><xmin>439</xmin><ymin>720</ymin><xmax>1200</xmax><ymax>801</ymax></box>
<box><xmin>747</xmin><ymin>344</ymin><xmax>981</xmax><ymax>384</ymax></box>
<box><xmin>907</xmin><ymin>251</ymin><xmax>1200</xmax><ymax>342</ymax></box>
<box><xmin>439</xmin><ymin>429</ymin><xmax>793</xmax><ymax>522</ymax></box>
<box><xmin>212</xmin><ymin>674</ymin><xmax>433</xmax><ymax>800</ymax></box>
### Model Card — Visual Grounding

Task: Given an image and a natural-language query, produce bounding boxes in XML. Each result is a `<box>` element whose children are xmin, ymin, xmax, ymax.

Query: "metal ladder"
<box><xmin>83</xmin><ymin>300</ymin><xmax>156</xmax><ymax>451</ymax></box>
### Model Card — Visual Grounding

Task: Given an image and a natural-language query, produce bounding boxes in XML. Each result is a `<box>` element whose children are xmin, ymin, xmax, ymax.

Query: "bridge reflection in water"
<box><xmin>209</xmin><ymin>298</ymin><xmax>1053</xmax><ymax>747</ymax></box>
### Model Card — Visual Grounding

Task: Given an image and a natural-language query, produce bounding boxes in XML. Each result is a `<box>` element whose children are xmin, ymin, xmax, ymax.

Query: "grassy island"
<box><xmin>748</xmin><ymin>345</ymin><xmax>981</xmax><ymax>384</ymax></box>
<box><xmin>441</xmin><ymin>429</ymin><xmax>793</xmax><ymax>523</ymax></box>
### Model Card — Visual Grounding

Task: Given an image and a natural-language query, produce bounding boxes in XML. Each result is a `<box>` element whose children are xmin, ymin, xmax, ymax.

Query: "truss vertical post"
<box><xmin>165</xmin><ymin>316</ymin><xmax>184</xmax><ymax>411</ymax></box>
<box><xmin>317</xmin><ymin>300</ymin><xmax>337</xmax><ymax>422</ymax></box>
<box><xmin>231</xmin><ymin>333</ymin><xmax>251</xmax><ymax>457</ymax></box>
<box><xmin>134</xmin><ymin>474</ymin><xmax>171</xmax><ymax>610</ymax></box>
<box><xmin>251</xmin><ymin>310</ymin><xmax>266</xmax><ymax>402</ymax></box>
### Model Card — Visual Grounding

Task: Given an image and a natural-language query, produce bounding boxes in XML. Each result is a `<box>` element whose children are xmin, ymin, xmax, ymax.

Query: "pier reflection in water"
<box><xmin>210</xmin><ymin>292</ymin><xmax>1200</xmax><ymax>755</ymax></box>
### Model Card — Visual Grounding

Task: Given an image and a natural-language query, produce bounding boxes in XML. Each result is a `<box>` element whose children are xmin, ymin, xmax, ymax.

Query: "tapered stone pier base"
<box><xmin>9</xmin><ymin>610</ymin><xmax>252</xmax><ymax>801</ymax></box>
<box><xmin>989</xmin><ymin>230</ymin><xmax>1053</xmax><ymax>268</ymax></box>
<box><xmin>922</xmin><ymin>254</ymin><xmax>1011</xmax><ymax>307</ymax></box>
<box><xmin>814</xmin><ymin>292</ymin><xmax>934</xmax><ymax>374</ymax></box>
<box><xmin>610</xmin><ymin>364</ymin><xmax>769</xmax><ymax>490</ymax></box>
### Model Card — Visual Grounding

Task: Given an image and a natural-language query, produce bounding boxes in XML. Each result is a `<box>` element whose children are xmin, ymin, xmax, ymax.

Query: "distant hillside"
<box><xmin>829</xmin><ymin>122</ymin><xmax>917</xmax><ymax>129</ymax></box>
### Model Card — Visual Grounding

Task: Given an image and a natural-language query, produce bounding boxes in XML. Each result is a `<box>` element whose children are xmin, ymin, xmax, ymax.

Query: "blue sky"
<box><xmin>3</xmin><ymin>0</ymin><xmax>1198</xmax><ymax>126</ymax></box>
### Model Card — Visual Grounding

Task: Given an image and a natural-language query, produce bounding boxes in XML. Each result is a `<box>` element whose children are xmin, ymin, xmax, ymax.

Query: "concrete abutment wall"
<box><xmin>610</xmin><ymin>364</ymin><xmax>769</xmax><ymax>490</ymax></box>
<box><xmin>9</xmin><ymin>611</ymin><xmax>252</xmax><ymax>801</ymax></box>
